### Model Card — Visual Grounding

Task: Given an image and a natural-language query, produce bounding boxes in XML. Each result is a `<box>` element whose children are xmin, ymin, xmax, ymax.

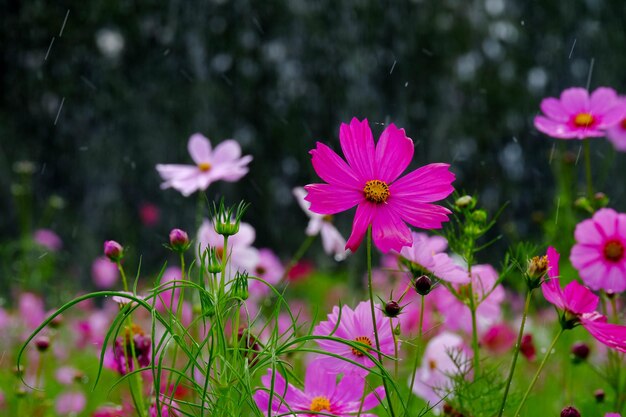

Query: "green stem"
<box><xmin>165</xmin><ymin>253</ymin><xmax>187</xmax><ymax>406</ymax></box>
<box><xmin>584</xmin><ymin>140</ymin><xmax>594</xmax><ymax>202</ymax></box>
<box><xmin>498</xmin><ymin>288</ymin><xmax>533</xmax><ymax>417</ymax></box>
<box><xmin>514</xmin><ymin>327</ymin><xmax>564</xmax><ymax>416</ymax></box>
<box><xmin>219</xmin><ymin>236</ymin><xmax>229</xmax><ymax>296</ymax></box>
<box><xmin>406</xmin><ymin>294</ymin><xmax>425</xmax><ymax>416</ymax></box>
<box><xmin>366</xmin><ymin>227</ymin><xmax>395</xmax><ymax>417</ymax></box>
<box><xmin>468</xmin><ymin>280</ymin><xmax>480</xmax><ymax>376</ymax></box>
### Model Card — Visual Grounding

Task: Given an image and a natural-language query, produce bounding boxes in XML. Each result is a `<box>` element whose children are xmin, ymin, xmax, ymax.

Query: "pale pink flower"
<box><xmin>411</xmin><ymin>332</ymin><xmax>469</xmax><ymax>408</ymax></box>
<box><xmin>312</xmin><ymin>300</ymin><xmax>396</xmax><ymax>374</ymax></box>
<box><xmin>197</xmin><ymin>219</ymin><xmax>259</xmax><ymax>274</ymax></box>
<box><xmin>293</xmin><ymin>187</ymin><xmax>348</xmax><ymax>260</ymax></box>
<box><xmin>111</xmin><ymin>291</ymin><xmax>144</xmax><ymax>306</ymax></box>
<box><xmin>249</xmin><ymin>248</ymin><xmax>284</xmax><ymax>300</ymax></box>
<box><xmin>19</xmin><ymin>292</ymin><xmax>45</xmax><ymax>330</ymax></box>
<box><xmin>156</xmin><ymin>133</ymin><xmax>252</xmax><ymax>197</ymax></box>
<box><xmin>33</xmin><ymin>229</ymin><xmax>62</xmax><ymax>251</ymax></box>
<box><xmin>55</xmin><ymin>391</ymin><xmax>87</xmax><ymax>415</ymax></box>
<box><xmin>434</xmin><ymin>264</ymin><xmax>505</xmax><ymax>335</ymax></box>
<box><xmin>534</xmin><ymin>87</ymin><xmax>624</xmax><ymax>139</ymax></box>
<box><xmin>397</xmin><ymin>232</ymin><xmax>469</xmax><ymax>284</ymax></box>
<box><xmin>91</xmin><ymin>256</ymin><xmax>119</xmax><ymax>288</ymax></box>
<box><xmin>570</xmin><ymin>208</ymin><xmax>626</xmax><ymax>293</ymax></box>
<box><xmin>305</xmin><ymin>118</ymin><xmax>455</xmax><ymax>253</ymax></box>
<box><xmin>55</xmin><ymin>366</ymin><xmax>80</xmax><ymax>384</ymax></box>
<box><xmin>543</xmin><ymin>247</ymin><xmax>626</xmax><ymax>353</ymax></box>
<box><xmin>254</xmin><ymin>360</ymin><xmax>385</xmax><ymax>417</ymax></box>
<box><xmin>606</xmin><ymin>98</ymin><xmax>626</xmax><ymax>151</ymax></box>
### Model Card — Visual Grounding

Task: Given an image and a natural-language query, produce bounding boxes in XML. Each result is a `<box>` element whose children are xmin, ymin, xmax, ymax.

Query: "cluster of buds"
<box><xmin>212</xmin><ymin>199</ymin><xmax>250</xmax><ymax>237</ymax></box>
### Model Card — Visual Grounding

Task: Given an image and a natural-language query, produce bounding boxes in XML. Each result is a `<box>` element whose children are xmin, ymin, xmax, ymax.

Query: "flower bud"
<box><xmin>571</xmin><ymin>341</ymin><xmax>590</xmax><ymax>363</ymax></box>
<box><xmin>414</xmin><ymin>275</ymin><xmax>432</xmax><ymax>296</ymax></box>
<box><xmin>520</xmin><ymin>334</ymin><xmax>536</xmax><ymax>361</ymax></box>
<box><xmin>213</xmin><ymin>199</ymin><xmax>250</xmax><ymax>237</ymax></box>
<box><xmin>594</xmin><ymin>192</ymin><xmax>609</xmax><ymax>208</ymax></box>
<box><xmin>104</xmin><ymin>240</ymin><xmax>124</xmax><ymax>262</ymax></box>
<box><xmin>455</xmin><ymin>195</ymin><xmax>475</xmax><ymax>209</ymax></box>
<box><xmin>594</xmin><ymin>389</ymin><xmax>605</xmax><ymax>403</ymax></box>
<box><xmin>50</xmin><ymin>314</ymin><xmax>64</xmax><ymax>329</ymax></box>
<box><xmin>574</xmin><ymin>197</ymin><xmax>593</xmax><ymax>213</ymax></box>
<box><xmin>527</xmin><ymin>255</ymin><xmax>548</xmax><ymax>280</ymax></box>
<box><xmin>233</xmin><ymin>271</ymin><xmax>249</xmax><ymax>300</ymax></box>
<box><xmin>384</xmin><ymin>300</ymin><xmax>402</xmax><ymax>318</ymax></box>
<box><xmin>560</xmin><ymin>406</ymin><xmax>581</xmax><ymax>417</ymax></box>
<box><xmin>203</xmin><ymin>247</ymin><xmax>223</xmax><ymax>274</ymax></box>
<box><xmin>35</xmin><ymin>335</ymin><xmax>50</xmax><ymax>352</ymax></box>
<box><xmin>169</xmin><ymin>228</ymin><xmax>190</xmax><ymax>252</ymax></box>
<box><xmin>471</xmin><ymin>209</ymin><xmax>487</xmax><ymax>224</ymax></box>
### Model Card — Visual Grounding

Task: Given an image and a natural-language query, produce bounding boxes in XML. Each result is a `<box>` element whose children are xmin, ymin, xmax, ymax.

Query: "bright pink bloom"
<box><xmin>33</xmin><ymin>229</ymin><xmax>62</xmax><ymax>251</ymax></box>
<box><xmin>542</xmin><ymin>246</ymin><xmax>626</xmax><ymax>353</ymax></box>
<box><xmin>305</xmin><ymin>118</ymin><xmax>455</xmax><ymax>253</ymax></box>
<box><xmin>534</xmin><ymin>87</ymin><xmax>624</xmax><ymax>139</ymax></box>
<box><xmin>293</xmin><ymin>187</ymin><xmax>348</xmax><ymax>260</ymax></box>
<box><xmin>606</xmin><ymin>98</ymin><xmax>626</xmax><ymax>151</ymax></box>
<box><xmin>397</xmin><ymin>232</ymin><xmax>469</xmax><ymax>284</ymax></box>
<box><xmin>570</xmin><ymin>208</ymin><xmax>626</xmax><ymax>293</ymax></box>
<box><xmin>411</xmin><ymin>332</ymin><xmax>469</xmax><ymax>408</ymax></box>
<box><xmin>312</xmin><ymin>301</ymin><xmax>396</xmax><ymax>374</ymax></box>
<box><xmin>481</xmin><ymin>323</ymin><xmax>516</xmax><ymax>354</ymax></box>
<box><xmin>91</xmin><ymin>256</ymin><xmax>119</xmax><ymax>288</ymax></box>
<box><xmin>55</xmin><ymin>391</ymin><xmax>86</xmax><ymax>415</ymax></box>
<box><xmin>156</xmin><ymin>133</ymin><xmax>252</xmax><ymax>197</ymax></box>
<box><xmin>434</xmin><ymin>264</ymin><xmax>505</xmax><ymax>335</ymax></box>
<box><xmin>254</xmin><ymin>361</ymin><xmax>385</xmax><ymax>417</ymax></box>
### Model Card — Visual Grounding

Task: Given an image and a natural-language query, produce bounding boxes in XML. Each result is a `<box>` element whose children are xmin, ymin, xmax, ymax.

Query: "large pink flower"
<box><xmin>534</xmin><ymin>87</ymin><xmax>624</xmax><ymax>139</ymax></box>
<box><xmin>254</xmin><ymin>361</ymin><xmax>385</xmax><ymax>417</ymax></box>
<box><xmin>542</xmin><ymin>246</ymin><xmax>626</xmax><ymax>353</ymax></box>
<box><xmin>312</xmin><ymin>301</ymin><xmax>396</xmax><ymax>374</ymax></box>
<box><xmin>156</xmin><ymin>133</ymin><xmax>252</xmax><ymax>197</ymax></box>
<box><xmin>304</xmin><ymin>118</ymin><xmax>455</xmax><ymax>253</ymax></box>
<box><xmin>570</xmin><ymin>208</ymin><xmax>626</xmax><ymax>293</ymax></box>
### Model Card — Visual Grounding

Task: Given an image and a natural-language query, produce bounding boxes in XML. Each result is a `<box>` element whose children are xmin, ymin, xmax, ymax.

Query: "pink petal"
<box><xmin>560</xmin><ymin>87</ymin><xmax>589</xmax><ymax>113</ymax></box>
<box><xmin>346</xmin><ymin>202</ymin><xmax>376</xmax><ymax>252</ymax></box>
<box><xmin>309</xmin><ymin>142</ymin><xmax>362</xmax><ymax>188</ymax></box>
<box><xmin>360</xmin><ymin>386</ymin><xmax>386</xmax><ymax>411</ymax></box>
<box><xmin>304</xmin><ymin>360</ymin><xmax>338</xmax><ymax>396</ymax></box>
<box><xmin>390</xmin><ymin>163</ymin><xmax>455</xmax><ymax>202</ymax></box>
<box><xmin>304</xmin><ymin>184</ymin><xmax>362</xmax><ymax>215</ymax></box>
<box><xmin>562</xmin><ymin>281</ymin><xmax>598</xmax><ymax>314</ymax></box>
<box><xmin>374</xmin><ymin>123</ymin><xmax>414</xmax><ymax>183</ymax></box>
<box><xmin>547</xmin><ymin>246</ymin><xmax>560</xmax><ymax>280</ymax></box>
<box><xmin>589</xmin><ymin>87</ymin><xmax>619</xmax><ymax>115</ymax></box>
<box><xmin>542</xmin><ymin>247</ymin><xmax>565</xmax><ymax>310</ymax></box>
<box><xmin>581</xmin><ymin>314</ymin><xmax>626</xmax><ymax>353</ymax></box>
<box><xmin>333</xmin><ymin>373</ymin><xmax>366</xmax><ymax>405</ymax></box>
<box><xmin>156</xmin><ymin>164</ymin><xmax>198</xmax><ymax>181</ymax></box>
<box><xmin>540</xmin><ymin>98</ymin><xmax>569</xmax><ymax>122</ymax></box>
<box><xmin>391</xmin><ymin>201</ymin><xmax>452</xmax><ymax>230</ymax></box>
<box><xmin>534</xmin><ymin>116</ymin><xmax>579</xmax><ymax>139</ymax></box>
<box><xmin>212</xmin><ymin>139</ymin><xmax>242</xmax><ymax>163</ymax></box>
<box><xmin>607</xmin><ymin>125</ymin><xmax>626</xmax><ymax>151</ymax></box>
<box><xmin>371</xmin><ymin>204</ymin><xmax>412</xmax><ymax>253</ymax></box>
<box><xmin>602</xmin><ymin>264</ymin><xmax>626</xmax><ymax>293</ymax></box>
<box><xmin>188</xmin><ymin>133</ymin><xmax>212</xmax><ymax>164</ymax></box>
<box><xmin>339</xmin><ymin>118</ymin><xmax>376</xmax><ymax>181</ymax></box>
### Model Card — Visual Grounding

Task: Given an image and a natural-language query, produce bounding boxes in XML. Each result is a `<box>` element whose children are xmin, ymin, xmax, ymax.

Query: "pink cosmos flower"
<box><xmin>481</xmin><ymin>323</ymin><xmax>516</xmax><ymax>354</ymax></box>
<box><xmin>434</xmin><ymin>264</ymin><xmax>505</xmax><ymax>335</ymax></box>
<box><xmin>254</xmin><ymin>361</ymin><xmax>385</xmax><ymax>417</ymax></box>
<box><xmin>249</xmin><ymin>248</ymin><xmax>284</xmax><ymax>300</ymax></box>
<box><xmin>55</xmin><ymin>391</ymin><xmax>87</xmax><ymax>415</ymax></box>
<box><xmin>534</xmin><ymin>87</ymin><xmax>624</xmax><ymax>139</ymax></box>
<box><xmin>91</xmin><ymin>256</ymin><xmax>119</xmax><ymax>288</ymax></box>
<box><xmin>312</xmin><ymin>300</ymin><xmax>396</xmax><ymax>374</ymax></box>
<box><xmin>397</xmin><ymin>232</ymin><xmax>469</xmax><ymax>284</ymax></box>
<box><xmin>305</xmin><ymin>118</ymin><xmax>455</xmax><ymax>253</ymax></box>
<box><xmin>542</xmin><ymin>246</ymin><xmax>626</xmax><ymax>353</ymax></box>
<box><xmin>197</xmin><ymin>219</ymin><xmax>259</xmax><ymax>274</ymax></box>
<box><xmin>293</xmin><ymin>187</ymin><xmax>348</xmax><ymax>260</ymax></box>
<box><xmin>33</xmin><ymin>229</ymin><xmax>62</xmax><ymax>251</ymax></box>
<box><xmin>570</xmin><ymin>208</ymin><xmax>626</xmax><ymax>293</ymax></box>
<box><xmin>411</xmin><ymin>332</ymin><xmax>469</xmax><ymax>408</ymax></box>
<box><xmin>606</xmin><ymin>98</ymin><xmax>626</xmax><ymax>151</ymax></box>
<box><xmin>156</xmin><ymin>133</ymin><xmax>252</xmax><ymax>197</ymax></box>
<box><xmin>19</xmin><ymin>292</ymin><xmax>45</xmax><ymax>330</ymax></box>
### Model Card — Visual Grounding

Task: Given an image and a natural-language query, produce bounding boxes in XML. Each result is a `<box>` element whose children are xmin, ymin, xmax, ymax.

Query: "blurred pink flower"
<box><xmin>520</xmin><ymin>333</ymin><xmax>537</xmax><ymax>361</ymax></box>
<box><xmin>313</xmin><ymin>300</ymin><xmax>396</xmax><ymax>374</ymax></box>
<box><xmin>19</xmin><ymin>292</ymin><xmax>45</xmax><ymax>330</ymax></box>
<box><xmin>92</xmin><ymin>405</ymin><xmax>125</xmax><ymax>417</ymax></box>
<box><xmin>254</xmin><ymin>361</ymin><xmax>385</xmax><ymax>417</ymax></box>
<box><xmin>434</xmin><ymin>264</ymin><xmax>505</xmax><ymax>335</ymax></box>
<box><xmin>149</xmin><ymin>398</ymin><xmax>179</xmax><ymax>417</ymax></box>
<box><xmin>606</xmin><ymin>98</ymin><xmax>626</xmax><ymax>151</ymax></box>
<box><xmin>397</xmin><ymin>232</ymin><xmax>469</xmax><ymax>284</ymax></box>
<box><xmin>293</xmin><ymin>187</ymin><xmax>348</xmax><ymax>260</ymax></box>
<box><xmin>197</xmin><ymin>219</ymin><xmax>259</xmax><ymax>274</ymax></box>
<box><xmin>481</xmin><ymin>323</ymin><xmax>516</xmax><ymax>354</ymax></box>
<box><xmin>91</xmin><ymin>256</ymin><xmax>119</xmax><ymax>289</ymax></box>
<box><xmin>156</xmin><ymin>133</ymin><xmax>252</xmax><ymax>197</ymax></box>
<box><xmin>411</xmin><ymin>332</ymin><xmax>469</xmax><ymax>408</ymax></box>
<box><xmin>55</xmin><ymin>391</ymin><xmax>87</xmax><ymax>415</ymax></box>
<box><xmin>570</xmin><ymin>208</ymin><xmax>626</xmax><ymax>293</ymax></box>
<box><xmin>543</xmin><ymin>246</ymin><xmax>626</xmax><ymax>353</ymax></box>
<box><xmin>534</xmin><ymin>87</ymin><xmax>624</xmax><ymax>139</ymax></box>
<box><xmin>305</xmin><ymin>117</ymin><xmax>455</xmax><ymax>253</ymax></box>
<box><xmin>286</xmin><ymin>260</ymin><xmax>314</xmax><ymax>282</ymax></box>
<box><xmin>139</xmin><ymin>202</ymin><xmax>160</xmax><ymax>227</ymax></box>
<box><xmin>33</xmin><ymin>229</ymin><xmax>62</xmax><ymax>251</ymax></box>
<box><xmin>249</xmin><ymin>248</ymin><xmax>284</xmax><ymax>300</ymax></box>
<box><xmin>55</xmin><ymin>366</ymin><xmax>79</xmax><ymax>384</ymax></box>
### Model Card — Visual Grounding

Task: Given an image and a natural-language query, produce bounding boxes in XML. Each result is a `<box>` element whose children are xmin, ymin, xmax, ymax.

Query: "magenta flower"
<box><xmin>606</xmin><ymin>98</ymin><xmax>626</xmax><ymax>151</ymax></box>
<box><xmin>312</xmin><ymin>300</ymin><xmax>396</xmax><ymax>374</ymax></box>
<box><xmin>534</xmin><ymin>87</ymin><xmax>624</xmax><ymax>139</ymax></box>
<box><xmin>254</xmin><ymin>361</ymin><xmax>385</xmax><ymax>417</ymax></box>
<box><xmin>156</xmin><ymin>133</ymin><xmax>252</xmax><ymax>197</ymax></box>
<box><xmin>542</xmin><ymin>246</ymin><xmax>626</xmax><ymax>353</ymax></box>
<box><xmin>33</xmin><ymin>229</ymin><xmax>62</xmax><ymax>252</ymax></box>
<box><xmin>570</xmin><ymin>208</ymin><xmax>626</xmax><ymax>293</ymax></box>
<box><xmin>91</xmin><ymin>256</ymin><xmax>119</xmax><ymax>288</ymax></box>
<box><xmin>305</xmin><ymin>118</ymin><xmax>455</xmax><ymax>253</ymax></box>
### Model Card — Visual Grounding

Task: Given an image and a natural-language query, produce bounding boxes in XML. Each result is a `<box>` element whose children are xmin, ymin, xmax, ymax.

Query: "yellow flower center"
<box><xmin>322</xmin><ymin>214</ymin><xmax>334</xmax><ymax>222</ymax></box>
<box><xmin>363</xmin><ymin>180</ymin><xmax>390</xmax><ymax>203</ymax></box>
<box><xmin>198</xmin><ymin>162</ymin><xmax>212</xmax><ymax>172</ymax></box>
<box><xmin>573</xmin><ymin>113</ymin><xmax>594</xmax><ymax>128</ymax></box>
<box><xmin>310</xmin><ymin>396</ymin><xmax>331</xmax><ymax>412</ymax></box>
<box><xmin>428</xmin><ymin>359</ymin><xmax>437</xmax><ymax>370</ymax></box>
<box><xmin>351</xmin><ymin>336</ymin><xmax>373</xmax><ymax>356</ymax></box>
<box><xmin>604</xmin><ymin>240</ymin><xmax>625</xmax><ymax>262</ymax></box>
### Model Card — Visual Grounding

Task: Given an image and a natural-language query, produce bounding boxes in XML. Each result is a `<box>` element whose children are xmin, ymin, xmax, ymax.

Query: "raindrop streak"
<box><xmin>44</xmin><ymin>37</ymin><xmax>55</xmax><ymax>61</ymax></box>
<box><xmin>53</xmin><ymin>97</ymin><xmax>65</xmax><ymax>125</ymax></box>
<box><xmin>555</xmin><ymin>197</ymin><xmax>560</xmax><ymax>225</ymax></box>
<box><xmin>549</xmin><ymin>142</ymin><xmax>556</xmax><ymax>165</ymax></box>
<box><xmin>575</xmin><ymin>145</ymin><xmax>582</xmax><ymax>165</ymax></box>
<box><xmin>568</xmin><ymin>38</ymin><xmax>577</xmax><ymax>59</ymax></box>
<box><xmin>59</xmin><ymin>10</ymin><xmax>70</xmax><ymax>37</ymax></box>
<box><xmin>389</xmin><ymin>60</ymin><xmax>397</xmax><ymax>75</ymax></box>
<box><xmin>586</xmin><ymin>58</ymin><xmax>595</xmax><ymax>90</ymax></box>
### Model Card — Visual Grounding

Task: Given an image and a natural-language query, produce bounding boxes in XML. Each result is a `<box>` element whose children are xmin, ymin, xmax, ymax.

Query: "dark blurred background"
<box><xmin>2</xmin><ymin>0</ymin><xmax>626</xmax><ymax>293</ymax></box>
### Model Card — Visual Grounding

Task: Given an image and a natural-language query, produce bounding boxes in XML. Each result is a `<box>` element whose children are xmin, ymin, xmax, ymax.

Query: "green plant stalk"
<box><xmin>281</xmin><ymin>234</ymin><xmax>316</xmax><ymax>280</ymax></box>
<box><xmin>468</xmin><ymin>280</ymin><xmax>480</xmax><ymax>376</ymax></box>
<box><xmin>498</xmin><ymin>288</ymin><xmax>533</xmax><ymax>417</ymax></box>
<box><xmin>165</xmin><ymin>253</ymin><xmax>188</xmax><ymax>407</ymax></box>
<box><xmin>405</xmin><ymin>294</ymin><xmax>425</xmax><ymax>415</ymax></box>
<box><xmin>514</xmin><ymin>327</ymin><xmax>564</xmax><ymax>416</ymax></box>
<box><xmin>366</xmin><ymin>227</ymin><xmax>395</xmax><ymax>417</ymax></box>
<box><xmin>584</xmin><ymin>140</ymin><xmax>594</xmax><ymax>202</ymax></box>
<box><xmin>219</xmin><ymin>236</ymin><xmax>229</xmax><ymax>296</ymax></box>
